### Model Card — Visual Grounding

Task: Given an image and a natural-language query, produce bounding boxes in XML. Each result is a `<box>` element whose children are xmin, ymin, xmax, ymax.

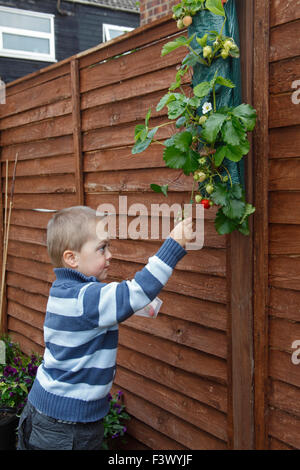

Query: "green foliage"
<box><xmin>101</xmin><ymin>391</ymin><xmax>130</xmax><ymax>450</ymax></box>
<box><xmin>131</xmin><ymin>1</ymin><xmax>257</xmax><ymax>235</ymax></box>
<box><xmin>0</xmin><ymin>335</ymin><xmax>42</xmax><ymax>415</ymax></box>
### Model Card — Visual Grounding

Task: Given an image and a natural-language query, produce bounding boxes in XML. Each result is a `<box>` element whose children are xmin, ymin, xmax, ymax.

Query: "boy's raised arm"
<box><xmin>83</xmin><ymin>218</ymin><xmax>195</xmax><ymax>328</ymax></box>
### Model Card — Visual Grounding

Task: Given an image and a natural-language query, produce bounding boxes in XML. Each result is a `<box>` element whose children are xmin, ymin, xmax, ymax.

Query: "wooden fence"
<box><xmin>0</xmin><ymin>1</ymin><xmax>299</xmax><ymax>450</ymax></box>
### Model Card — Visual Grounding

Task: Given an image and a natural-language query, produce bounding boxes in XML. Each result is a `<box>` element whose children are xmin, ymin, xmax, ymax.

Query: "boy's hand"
<box><xmin>169</xmin><ymin>217</ymin><xmax>195</xmax><ymax>248</ymax></box>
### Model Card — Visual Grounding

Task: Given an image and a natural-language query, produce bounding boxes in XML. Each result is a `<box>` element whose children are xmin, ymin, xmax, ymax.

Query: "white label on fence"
<box><xmin>0</xmin><ymin>340</ymin><xmax>6</xmax><ymax>364</ymax></box>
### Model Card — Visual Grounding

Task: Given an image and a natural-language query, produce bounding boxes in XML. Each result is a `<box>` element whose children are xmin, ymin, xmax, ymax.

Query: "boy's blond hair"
<box><xmin>47</xmin><ymin>206</ymin><xmax>99</xmax><ymax>267</ymax></box>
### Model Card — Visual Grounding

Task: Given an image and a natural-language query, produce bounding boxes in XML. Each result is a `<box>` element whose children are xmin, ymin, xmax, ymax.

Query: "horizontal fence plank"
<box><xmin>269</xmin><ymin>317</ymin><xmax>300</xmax><ymax>353</ymax></box>
<box><xmin>9</xmin><ymin>226</ymin><xmax>46</xmax><ymax>248</ymax></box>
<box><xmin>116</xmin><ymin>388</ymin><xmax>226</xmax><ymax>450</ymax></box>
<box><xmin>269</xmin><ymin>380</ymin><xmax>300</xmax><ymax>418</ymax></box>
<box><xmin>0</xmin><ymin>99</ymin><xmax>72</xmax><ymax>131</ymax></box>
<box><xmin>120</xmin><ymin>414</ymin><xmax>187</xmax><ymax>450</ymax></box>
<box><xmin>7</xmin><ymin>286</ymin><xmax>47</xmax><ymax>314</ymax></box>
<box><xmin>80</xmin><ymin>38</ymin><xmax>186</xmax><ymax>94</ymax></box>
<box><xmin>119</xmin><ymin>325</ymin><xmax>227</xmax><ymax>384</ymax></box>
<box><xmin>6</xmin><ymin>271</ymin><xmax>51</xmax><ymax>297</ymax></box>
<box><xmin>7</xmin><ymin>255</ymin><xmax>54</xmax><ymax>284</ymax></box>
<box><xmin>8</xmin><ymin>331</ymin><xmax>44</xmax><ymax>357</ymax></box>
<box><xmin>2</xmin><ymin>154</ymin><xmax>74</xmax><ymax>177</ymax></box>
<box><xmin>268</xmin><ymin>408</ymin><xmax>300</xmax><ymax>449</ymax></box>
<box><xmin>269</xmin><ymin>192</ymin><xmax>300</xmax><ymax>224</ymax></box>
<box><xmin>117</xmin><ymin>344</ymin><xmax>227</xmax><ymax>412</ymax></box>
<box><xmin>84</xmin><ymin>168</ymin><xmax>193</xmax><ymax>193</ymax></box>
<box><xmin>269</xmin><ymin>286</ymin><xmax>300</xmax><ymax>322</ymax></box>
<box><xmin>12</xmin><ymin>193</ymin><xmax>77</xmax><ymax>210</ymax></box>
<box><xmin>1</xmin><ymin>75</ymin><xmax>71</xmax><ymax>119</ymax></box>
<box><xmin>4</xmin><ymin>174</ymin><xmax>76</xmax><ymax>195</ymax></box>
<box><xmin>269</xmin><ymin>158</ymin><xmax>300</xmax><ymax>191</ymax></box>
<box><xmin>5</xmin><ymin>63</ymin><xmax>70</xmax><ymax>98</ymax></box>
<box><xmin>124</xmin><ymin>314</ymin><xmax>227</xmax><ymax>358</ymax></box>
<box><xmin>269</xmin><ymin>255</ymin><xmax>300</xmax><ymax>290</ymax></box>
<box><xmin>115</xmin><ymin>366</ymin><xmax>227</xmax><ymax>441</ymax></box>
<box><xmin>269</xmin><ymin>349</ymin><xmax>300</xmax><ymax>388</ymax></box>
<box><xmin>270</xmin><ymin>0</ymin><xmax>300</xmax><ymax>26</ymax></box>
<box><xmin>269</xmin><ymin>125</ymin><xmax>300</xmax><ymax>159</ymax></box>
<box><xmin>78</xmin><ymin>15</ymin><xmax>178</xmax><ymax>69</ymax></box>
<box><xmin>81</xmin><ymin>66</ymin><xmax>191</xmax><ymax>111</ymax></box>
<box><xmin>7</xmin><ymin>300</ymin><xmax>44</xmax><ymax>332</ymax></box>
<box><xmin>269</xmin><ymin>94</ymin><xmax>300</xmax><ymax>128</ymax></box>
<box><xmin>8</xmin><ymin>316</ymin><xmax>44</xmax><ymax>349</ymax></box>
<box><xmin>270</xmin><ymin>56</ymin><xmax>300</xmax><ymax>95</ymax></box>
<box><xmin>0</xmin><ymin>115</ymin><xmax>73</xmax><ymax>146</ymax></box>
<box><xmin>108</xmin><ymin>260</ymin><xmax>227</xmax><ymax>303</ymax></box>
<box><xmin>270</xmin><ymin>20</ymin><xmax>300</xmax><ymax>62</ymax></box>
<box><xmin>269</xmin><ymin>224</ymin><xmax>300</xmax><ymax>255</ymax></box>
<box><xmin>1</xmin><ymin>135</ymin><xmax>73</xmax><ymax>162</ymax></box>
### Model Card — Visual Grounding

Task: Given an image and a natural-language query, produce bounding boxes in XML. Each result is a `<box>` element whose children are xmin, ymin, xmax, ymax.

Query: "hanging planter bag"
<box><xmin>188</xmin><ymin>0</ymin><xmax>244</xmax><ymax>188</ymax></box>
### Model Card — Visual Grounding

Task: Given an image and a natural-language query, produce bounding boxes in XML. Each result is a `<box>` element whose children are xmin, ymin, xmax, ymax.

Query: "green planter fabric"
<box><xmin>188</xmin><ymin>0</ymin><xmax>244</xmax><ymax>188</ymax></box>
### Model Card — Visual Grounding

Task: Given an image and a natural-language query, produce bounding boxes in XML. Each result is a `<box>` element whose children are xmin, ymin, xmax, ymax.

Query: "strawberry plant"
<box><xmin>132</xmin><ymin>0</ymin><xmax>256</xmax><ymax>235</ymax></box>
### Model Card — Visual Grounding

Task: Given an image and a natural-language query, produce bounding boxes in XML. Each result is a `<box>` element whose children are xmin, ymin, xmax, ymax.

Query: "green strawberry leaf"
<box><xmin>163</xmin><ymin>146</ymin><xmax>187</xmax><ymax>168</ymax></box>
<box><xmin>193</xmin><ymin>81</ymin><xmax>211</xmax><ymax>98</ymax></box>
<box><xmin>222</xmin><ymin>199</ymin><xmax>246</xmax><ymax>220</ymax></box>
<box><xmin>182</xmin><ymin>148</ymin><xmax>200</xmax><ymax>175</ymax></box>
<box><xmin>161</xmin><ymin>35</ymin><xmax>195</xmax><ymax>57</ymax></box>
<box><xmin>173</xmin><ymin>131</ymin><xmax>193</xmax><ymax>152</ymax></box>
<box><xmin>206</xmin><ymin>0</ymin><xmax>225</xmax><ymax>16</ymax></box>
<box><xmin>210</xmin><ymin>182</ymin><xmax>228</xmax><ymax>206</ymax></box>
<box><xmin>214</xmin><ymin>145</ymin><xmax>227</xmax><ymax>167</ymax></box>
<box><xmin>215</xmin><ymin>210</ymin><xmax>239</xmax><ymax>235</ymax></box>
<box><xmin>150</xmin><ymin>184</ymin><xmax>168</xmax><ymax>197</ymax></box>
<box><xmin>231</xmin><ymin>103</ymin><xmax>257</xmax><ymax>131</ymax></box>
<box><xmin>132</xmin><ymin>138</ymin><xmax>152</xmax><ymax>154</ymax></box>
<box><xmin>201</xmin><ymin>113</ymin><xmax>227</xmax><ymax>144</ymax></box>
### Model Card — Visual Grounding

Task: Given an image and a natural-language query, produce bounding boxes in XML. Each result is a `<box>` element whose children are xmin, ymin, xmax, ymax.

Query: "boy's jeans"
<box><xmin>17</xmin><ymin>401</ymin><xmax>104</xmax><ymax>450</ymax></box>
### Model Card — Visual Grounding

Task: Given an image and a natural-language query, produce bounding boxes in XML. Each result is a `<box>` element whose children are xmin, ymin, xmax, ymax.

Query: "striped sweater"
<box><xmin>28</xmin><ymin>237</ymin><xmax>187</xmax><ymax>422</ymax></box>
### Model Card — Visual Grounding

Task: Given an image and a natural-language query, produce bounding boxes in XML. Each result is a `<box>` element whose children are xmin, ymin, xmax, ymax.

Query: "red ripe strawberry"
<box><xmin>200</xmin><ymin>199</ymin><xmax>211</xmax><ymax>209</ymax></box>
<box><xmin>221</xmin><ymin>0</ymin><xmax>227</xmax><ymax>4</ymax></box>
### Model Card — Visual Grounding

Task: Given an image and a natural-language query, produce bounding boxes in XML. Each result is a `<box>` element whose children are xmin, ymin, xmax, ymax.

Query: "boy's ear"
<box><xmin>63</xmin><ymin>250</ymin><xmax>79</xmax><ymax>269</ymax></box>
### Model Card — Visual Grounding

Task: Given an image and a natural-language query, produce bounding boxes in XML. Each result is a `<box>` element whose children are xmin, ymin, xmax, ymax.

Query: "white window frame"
<box><xmin>103</xmin><ymin>23</ymin><xmax>133</xmax><ymax>42</ymax></box>
<box><xmin>0</xmin><ymin>6</ymin><xmax>56</xmax><ymax>62</ymax></box>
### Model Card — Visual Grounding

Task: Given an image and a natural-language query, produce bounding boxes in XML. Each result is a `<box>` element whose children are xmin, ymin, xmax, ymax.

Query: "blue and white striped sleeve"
<box><xmin>83</xmin><ymin>237</ymin><xmax>187</xmax><ymax>328</ymax></box>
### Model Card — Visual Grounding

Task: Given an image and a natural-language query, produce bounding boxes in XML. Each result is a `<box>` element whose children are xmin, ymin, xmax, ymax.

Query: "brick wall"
<box><xmin>140</xmin><ymin>0</ymin><xmax>177</xmax><ymax>25</ymax></box>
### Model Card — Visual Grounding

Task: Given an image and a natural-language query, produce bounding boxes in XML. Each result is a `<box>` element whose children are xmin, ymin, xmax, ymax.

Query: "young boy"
<box><xmin>17</xmin><ymin>206</ymin><xmax>195</xmax><ymax>450</ymax></box>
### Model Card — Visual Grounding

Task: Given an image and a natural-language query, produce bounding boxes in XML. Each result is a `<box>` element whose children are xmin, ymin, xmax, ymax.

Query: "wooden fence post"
<box><xmin>253</xmin><ymin>0</ymin><xmax>270</xmax><ymax>450</ymax></box>
<box><xmin>71</xmin><ymin>58</ymin><xmax>84</xmax><ymax>206</ymax></box>
<box><xmin>227</xmin><ymin>0</ymin><xmax>255</xmax><ymax>450</ymax></box>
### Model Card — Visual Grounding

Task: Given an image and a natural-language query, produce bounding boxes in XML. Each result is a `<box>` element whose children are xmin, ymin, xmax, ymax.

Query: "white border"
<box><xmin>102</xmin><ymin>23</ymin><xmax>133</xmax><ymax>42</ymax></box>
<box><xmin>0</xmin><ymin>6</ymin><xmax>56</xmax><ymax>62</ymax></box>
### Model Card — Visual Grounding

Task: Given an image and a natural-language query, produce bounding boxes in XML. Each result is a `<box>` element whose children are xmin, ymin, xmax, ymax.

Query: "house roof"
<box><xmin>66</xmin><ymin>0</ymin><xmax>140</xmax><ymax>13</ymax></box>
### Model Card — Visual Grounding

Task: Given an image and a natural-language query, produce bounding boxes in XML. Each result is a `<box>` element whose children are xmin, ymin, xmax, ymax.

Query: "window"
<box><xmin>0</xmin><ymin>6</ymin><xmax>55</xmax><ymax>62</ymax></box>
<box><xmin>103</xmin><ymin>24</ymin><xmax>133</xmax><ymax>42</ymax></box>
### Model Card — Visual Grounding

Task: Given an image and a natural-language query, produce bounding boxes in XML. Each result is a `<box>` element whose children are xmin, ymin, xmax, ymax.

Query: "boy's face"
<box><xmin>75</xmin><ymin>220</ymin><xmax>112</xmax><ymax>282</ymax></box>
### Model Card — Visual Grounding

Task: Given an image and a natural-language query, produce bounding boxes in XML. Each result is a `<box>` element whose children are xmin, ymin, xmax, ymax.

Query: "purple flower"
<box><xmin>123</xmin><ymin>426</ymin><xmax>127</xmax><ymax>433</ymax></box>
<box><xmin>117</xmin><ymin>390</ymin><xmax>123</xmax><ymax>398</ymax></box>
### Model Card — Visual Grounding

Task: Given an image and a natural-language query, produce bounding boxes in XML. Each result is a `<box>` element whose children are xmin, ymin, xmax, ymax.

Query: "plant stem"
<box><xmin>222</xmin><ymin>164</ymin><xmax>233</xmax><ymax>187</ymax></box>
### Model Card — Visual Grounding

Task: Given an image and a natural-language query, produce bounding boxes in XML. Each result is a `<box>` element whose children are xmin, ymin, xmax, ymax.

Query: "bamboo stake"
<box><xmin>0</xmin><ymin>154</ymin><xmax>18</xmax><ymax>333</ymax></box>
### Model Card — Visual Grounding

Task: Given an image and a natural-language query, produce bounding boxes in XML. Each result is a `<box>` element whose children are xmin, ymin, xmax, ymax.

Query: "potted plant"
<box><xmin>101</xmin><ymin>390</ymin><xmax>130</xmax><ymax>450</ymax></box>
<box><xmin>0</xmin><ymin>336</ymin><xmax>41</xmax><ymax>450</ymax></box>
<box><xmin>132</xmin><ymin>0</ymin><xmax>257</xmax><ymax>236</ymax></box>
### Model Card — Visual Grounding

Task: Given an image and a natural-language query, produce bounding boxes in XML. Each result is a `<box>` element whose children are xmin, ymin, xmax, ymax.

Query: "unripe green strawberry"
<box><xmin>193</xmin><ymin>173</ymin><xmax>200</xmax><ymax>181</ymax></box>
<box><xmin>224</xmin><ymin>39</ymin><xmax>233</xmax><ymax>50</ymax></box>
<box><xmin>198</xmin><ymin>115</ymin><xmax>207</xmax><ymax>125</ymax></box>
<box><xmin>203</xmin><ymin>46</ymin><xmax>212</xmax><ymax>58</ymax></box>
<box><xmin>205</xmin><ymin>183</ymin><xmax>214</xmax><ymax>194</ymax></box>
<box><xmin>195</xmin><ymin>195</ymin><xmax>202</xmax><ymax>203</ymax></box>
<box><xmin>197</xmin><ymin>171</ymin><xmax>207</xmax><ymax>183</ymax></box>
<box><xmin>222</xmin><ymin>175</ymin><xmax>229</xmax><ymax>182</ymax></box>
<box><xmin>177</xmin><ymin>19</ymin><xmax>184</xmax><ymax>29</ymax></box>
<box><xmin>221</xmin><ymin>49</ymin><xmax>229</xmax><ymax>59</ymax></box>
